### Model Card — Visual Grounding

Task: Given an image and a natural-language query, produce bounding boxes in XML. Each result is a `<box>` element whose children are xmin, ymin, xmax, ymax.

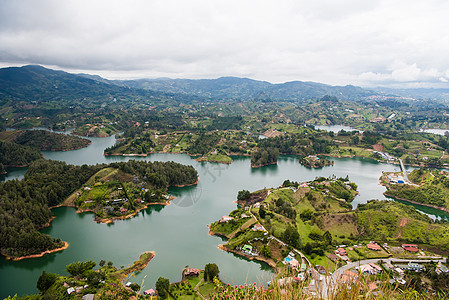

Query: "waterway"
<box><xmin>314</xmin><ymin>124</ymin><xmax>362</xmax><ymax>133</ymax></box>
<box><xmin>0</xmin><ymin>134</ymin><xmax>447</xmax><ymax>297</ymax></box>
<box><xmin>420</xmin><ymin>128</ymin><xmax>449</xmax><ymax>136</ymax></box>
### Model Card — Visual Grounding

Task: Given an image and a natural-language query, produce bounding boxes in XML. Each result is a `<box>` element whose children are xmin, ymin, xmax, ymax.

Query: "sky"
<box><xmin>1</xmin><ymin>0</ymin><xmax>449</xmax><ymax>88</ymax></box>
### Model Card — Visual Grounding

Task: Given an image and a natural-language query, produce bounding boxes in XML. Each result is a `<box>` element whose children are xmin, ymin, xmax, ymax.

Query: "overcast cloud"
<box><xmin>1</xmin><ymin>0</ymin><xmax>449</xmax><ymax>87</ymax></box>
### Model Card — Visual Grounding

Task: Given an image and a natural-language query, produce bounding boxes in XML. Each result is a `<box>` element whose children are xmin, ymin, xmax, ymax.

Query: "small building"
<box><xmin>436</xmin><ymin>265</ymin><xmax>449</xmax><ymax>275</ymax></box>
<box><xmin>395</xmin><ymin>262</ymin><xmax>424</xmax><ymax>272</ymax></box>
<box><xmin>82</xmin><ymin>295</ymin><xmax>95</xmax><ymax>300</ymax></box>
<box><xmin>300</xmin><ymin>263</ymin><xmax>307</xmax><ymax>272</ymax></box>
<box><xmin>336</xmin><ymin>247</ymin><xmax>347</xmax><ymax>256</ymax></box>
<box><xmin>368</xmin><ymin>282</ymin><xmax>378</xmax><ymax>291</ymax></box>
<box><xmin>220</xmin><ymin>216</ymin><xmax>234</xmax><ymax>223</ymax></box>
<box><xmin>252</xmin><ymin>223</ymin><xmax>266</xmax><ymax>232</ymax></box>
<box><xmin>369</xmin><ymin>263</ymin><xmax>383</xmax><ymax>273</ymax></box>
<box><xmin>316</xmin><ymin>265</ymin><xmax>326</xmax><ymax>274</ymax></box>
<box><xmin>242</xmin><ymin>245</ymin><xmax>253</xmax><ymax>254</ymax></box>
<box><xmin>358</xmin><ymin>264</ymin><xmax>377</xmax><ymax>275</ymax></box>
<box><xmin>184</xmin><ymin>268</ymin><xmax>200</xmax><ymax>276</ymax></box>
<box><xmin>394</xmin><ymin>267</ymin><xmax>405</xmax><ymax>275</ymax></box>
<box><xmin>67</xmin><ymin>287</ymin><xmax>75</xmax><ymax>295</ymax></box>
<box><xmin>367</xmin><ymin>242</ymin><xmax>381</xmax><ymax>251</ymax></box>
<box><xmin>340</xmin><ymin>270</ymin><xmax>358</xmax><ymax>283</ymax></box>
<box><xmin>300</xmin><ymin>182</ymin><xmax>309</xmax><ymax>188</ymax></box>
<box><xmin>401</xmin><ymin>244</ymin><xmax>419</xmax><ymax>253</ymax></box>
<box><xmin>144</xmin><ymin>289</ymin><xmax>156</xmax><ymax>296</ymax></box>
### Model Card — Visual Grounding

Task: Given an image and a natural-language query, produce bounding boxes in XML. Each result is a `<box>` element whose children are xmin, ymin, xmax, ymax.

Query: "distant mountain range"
<box><xmin>1</xmin><ymin>65</ymin><xmax>449</xmax><ymax>104</ymax></box>
<box><xmin>0</xmin><ymin>65</ymin><xmax>202</xmax><ymax>104</ymax></box>
<box><xmin>113</xmin><ymin>77</ymin><xmax>378</xmax><ymax>102</ymax></box>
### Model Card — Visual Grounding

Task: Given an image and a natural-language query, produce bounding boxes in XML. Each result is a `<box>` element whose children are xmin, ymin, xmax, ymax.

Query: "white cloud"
<box><xmin>0</xmin><ymin>0</ymin><xmax>449</xmax><ymax>87</ymax></box>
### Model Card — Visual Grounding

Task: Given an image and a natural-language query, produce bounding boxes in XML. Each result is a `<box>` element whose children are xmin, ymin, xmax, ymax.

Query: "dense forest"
<box><xmin>0</xmin><ymin>140</ymin><xmax>42</xmax><ymax>170</ymax></box>
<box><xmin>250</xmin><ymin>147</ymin><xmax>279</xmax><ymax>167</ymax></box>
<box><xmin>0</xmin><ymin>159</ymin><xmax>198</xmax><ymax>258</ymax></box>
<box><xmin>11</xmin><ymin>130</ymin><xmax>91</xmax><ymax>151</ymax></box>
<box><xmin>0</xmin><ymin>160</ymin><xmax>102</xmax><ymax>258</ymax></box>
<box><xmin>111</xmin><ymin>160</ymin><xmax>198</xmax><ymax>188</ymax></box>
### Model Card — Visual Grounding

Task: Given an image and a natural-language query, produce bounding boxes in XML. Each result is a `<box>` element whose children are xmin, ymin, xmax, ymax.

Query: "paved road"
<box><xmin>318</xmin><ymin>257</ymin><xmax>446</xmax><ymax>299</ymax></box>
<box><xmin>398</xmin><ymin>158</ymin><xmax>419</xmax><ymax>187</ymax></box>
<box><xmin>249</xmin><ymin>206</ymin><xmax>323</xmax><ymax>293</ymax></box>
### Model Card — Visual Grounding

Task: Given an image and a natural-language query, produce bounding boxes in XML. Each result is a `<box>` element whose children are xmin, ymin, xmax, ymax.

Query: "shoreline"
<box><xmin>77</xmin><ymin>201</ymin><xmax>172</xmax><ymax>224</ymax></box>
<box><xmin>384</xmin><ymin>192</ymin><xmax>449</xmax><ymax>214</ymax></box>
<box><xmin>379</xmin><ymin>173</ymin><xmax>449</xmax><ymax>214</ymax></box>
<box><xmin>194</xmin><ymin>156</ymin><xmax>232</xmax><ymax>165</ymax></box>
<box><xmin>39</xmin><ymin>140</ymin><xmax>92</xmax><ymax>152</ymax></box>
<box><xmin>171</xmin><ymin>177</ymin><xmax>199</xmax><ymax>187</ymax></box>
<box><xmin>251</xmin><ymin>161</ymin><xmax>277</xmax><ymax>168</ymax></box>
<box><xmin>3</xmin><ymin>241</ymin><xmax>69</xmax><ymax>261</ymax></box>
<box><xmin>119</xmin><ymin>251</ymin><xmax>155</xmax><ymax>286</ymax></box>
<box><xmin>217</xmin><ymin>244</ymin><xmax>277</xmax><ymax>268</ymax></box>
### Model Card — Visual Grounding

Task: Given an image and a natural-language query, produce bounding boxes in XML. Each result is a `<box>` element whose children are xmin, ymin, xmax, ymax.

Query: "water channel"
<box><xmin>1</xmin><ymin>131</ymin><xmax>448</xmax><ymax>297</ymax></box>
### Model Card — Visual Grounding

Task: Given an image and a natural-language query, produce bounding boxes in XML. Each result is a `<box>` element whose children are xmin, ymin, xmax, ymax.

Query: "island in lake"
<box><xmin>0</xmin><ymin>159</ymin><xmax>198</xmax><ymax>260</ymax></box>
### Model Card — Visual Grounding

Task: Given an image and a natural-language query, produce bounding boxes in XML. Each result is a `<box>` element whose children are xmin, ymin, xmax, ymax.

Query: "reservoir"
<box><xmin>0</xmin><ymin>134</ymin><xmax>446</xmax><ymax>297</ymax></box>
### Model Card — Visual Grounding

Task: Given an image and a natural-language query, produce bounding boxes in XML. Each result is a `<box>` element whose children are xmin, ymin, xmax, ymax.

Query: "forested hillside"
<box><xmin>0</xmin><ymin>140</ymin><xmax>42</xmax><ymax>172</ymax></box>
<box><xmin>0</xmin><ymin>130</ymin><xmax>91</xmax><ymax>151</ymax></box>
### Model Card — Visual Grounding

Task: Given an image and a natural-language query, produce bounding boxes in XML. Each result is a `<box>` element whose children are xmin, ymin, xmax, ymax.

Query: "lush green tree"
<box><xmin>204</xmin><ymin>263</ymin><xmax>220</xmax><ymax>281</ymax></box>
<box><xmin>86</xmin><ymin>270</ymin><xmax>105</xmax><ymax>287</ymax></box>
<box><xmin>282</xmin><ymin>226</ymin><xmax>301</xmax><ymax>249</ymax></box>
<box><xmin>156</xmin><ymin>277</ymin><xmax>170</xmax><ymax>298</ymax></box>
<box><xmin>259</xmin><ymin>206</ymin><xmax>266</xmax><ymax>219</ymax></box>
<box><xmin>323</xmin><ymin>230</ymin><xmax>333</xmax><ymax>245</ymax></box>
<box><xmin>300</xmin><ymin>209</ymin><xmax>314</xmax><ymax>221</ymax></box>
<box><xmin>237</xmin><ymin>190</ymin><xmax>251</xmax><ymax>200</ymax></box>
<box><xmin>261</xmin><ymin>245</ymin><xmax>271</xmax><ymax>258</ymax></box>
<box><xmin>66</xmin><ymin>260</ymin><xmax>96</xmax><ymax>277</ymax></box>
<box><xmin>99</xmin><ymin>259</ymin><xmax>106</xmax><ymax>267</ymax></box>
<box><xmin>37</xmin><ymin>271</ymin><xmax>58</xmax><ymax>292</ymax></box>
<box><xmin>129</xmin><ymin>282</ymin><xmax>140</xmax><ymax>292</ymax></box>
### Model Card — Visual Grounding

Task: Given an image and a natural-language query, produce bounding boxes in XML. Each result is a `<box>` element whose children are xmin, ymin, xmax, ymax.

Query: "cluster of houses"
<box><xmin>394</xmin><ymin>262</ymin><xmax>424</xmax><ymax>273</ymax></box>
<box><xmin>335</xmin><ymin>246</ymin><xmax>350</xmax><ymax>262</ymax></box>
<box><xmin>66</xmin><ymin>283</ymin><xmax>90</xmax><ymax>296</ymax></box>
<box><xmin>374</xmin><ymin>151</ymin><xmax>395</xmax><ymax>161</ymax></box>
<box><xmin>386</xmin><ymin>173</ymin><xmax>405</xmax><ymax>184</ymax></box>
<box><xmin>283</xmin><ymin>252</ymin><xmax>307</xmax><ymax>272</ymax></box>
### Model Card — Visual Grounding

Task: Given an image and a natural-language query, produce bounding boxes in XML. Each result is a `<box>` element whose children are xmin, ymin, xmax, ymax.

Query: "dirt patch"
<box><xmin>321</xmin><ymin>213</ymin><xmax>356</xmax><ymax>232</ymax></box>
<box><xmin>237</xmin><ymin>190</ymin><xmax>269</xmax><ymax>206</ymax></box>
<box><xmin>399</xmin><ymin>218</ymin><xmax>408</xmax><ymax>227</ymax></box>
<box><xmin>262</xmin><ymin>129</ymin><xmax>284</xmax><ymax>138</ymax></box>
<box><xmin>373</xmin><ymin>143</ymin><xmax>384</xmax><ymax>151</ymax></box>
<box><xmin>162</xmin><ymin>144</ymin><xmax>170</xmax><ymax>152</ymax></box>
<box><xmin>389</xmin><ymin>246</ymin><xmax>404</xmax><ymax>254</ymax></box>
<box><xmin>293</xmin><ymin>187</ymin><xmax>310</xmax><ymax>203</ymax></box>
